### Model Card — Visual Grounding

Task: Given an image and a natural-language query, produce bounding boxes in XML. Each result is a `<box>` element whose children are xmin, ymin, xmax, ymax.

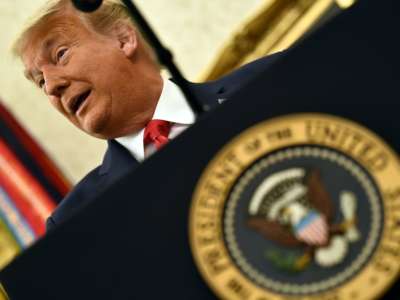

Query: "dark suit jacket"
<box><xmin>46</xmin><ymin>52</ymin><xmax>283</xmax><ymax>230</ymax></box>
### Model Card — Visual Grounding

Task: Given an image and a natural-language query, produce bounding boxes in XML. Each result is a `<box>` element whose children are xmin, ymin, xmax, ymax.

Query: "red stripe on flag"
<box><xmin>300</xmin><ymin>217</ymin><xmax>327</xmax><ymax>245</ymax></box>
<box><xmin>0</xmin><ymin>102</ymin><xmax>71</xmax><ymax>196</ymax></box>
<box><xmin>0</xmin><ymin>139</ymin><xmax>56</xmax><ymax>235</ymax></box>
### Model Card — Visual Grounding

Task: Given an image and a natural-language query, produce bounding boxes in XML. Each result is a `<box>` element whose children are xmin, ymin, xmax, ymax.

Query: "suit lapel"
<box><xmin>186</xmin><ymin>81</ymin><xmax>228</xmax><ymax>111</ymax></box>
<box><xmin>99</xmin><ymin>140</ymin><xmax>139</xmax><ymax>180</ymax></box>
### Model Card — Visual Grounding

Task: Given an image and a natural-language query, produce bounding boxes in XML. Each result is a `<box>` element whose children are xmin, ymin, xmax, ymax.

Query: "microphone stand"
<box><xmin>73</xmin><ymin>0</ymin><xmax>205</xmax><ymax>115</ymax></box>
<box><xmin>121</xmin><ymin>0</ymin><xmax>205</xmax><ymax>115</ymax></box>
<box><xmin>119</xmin><ymin>0</ymin><xmax>205</xmax><ymax>115</ymax></box>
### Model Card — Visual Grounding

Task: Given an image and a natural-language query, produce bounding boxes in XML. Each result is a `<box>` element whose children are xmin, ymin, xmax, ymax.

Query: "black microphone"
<box><xmin>71</xmin><ymin>0</ymin><xmax>103</xmax><ymax>12</ymax></box>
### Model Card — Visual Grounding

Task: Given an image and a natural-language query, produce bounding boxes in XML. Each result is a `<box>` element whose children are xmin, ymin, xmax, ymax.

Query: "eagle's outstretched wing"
<box><xmin>307</xmin><ymin>169</ymin><xmax>334</xmax><ymax>222</ymax></box>
<box><xmin>247</xmin><ymin>217</ymin><xmax>302</xmax><ymax>247</ymax></box>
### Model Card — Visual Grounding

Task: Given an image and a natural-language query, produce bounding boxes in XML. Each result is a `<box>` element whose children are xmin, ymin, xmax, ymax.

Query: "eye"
<box><xmin>56</xmin><ymin>47</ymin><xmax>68</xmax><ymax>62</ymax></box>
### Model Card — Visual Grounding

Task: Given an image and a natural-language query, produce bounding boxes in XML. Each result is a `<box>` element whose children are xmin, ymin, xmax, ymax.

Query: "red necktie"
<box><xmin>143</xmin><ymin>119</ymin><xmax>172</xmax><ymax>150</ymax></box>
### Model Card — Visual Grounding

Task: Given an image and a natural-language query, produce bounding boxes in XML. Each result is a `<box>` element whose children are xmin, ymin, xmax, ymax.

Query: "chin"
<box><xmin>81</xmin><ymin>109</ymin><xmax>111</xmax><ymax>139</ymax></box>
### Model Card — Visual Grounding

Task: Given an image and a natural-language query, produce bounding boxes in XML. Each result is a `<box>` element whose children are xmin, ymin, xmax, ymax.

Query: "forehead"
<box><xmin>22</xmin><ymin>12</ymin><xmax>88</xmax><ymax>68</ymax></box>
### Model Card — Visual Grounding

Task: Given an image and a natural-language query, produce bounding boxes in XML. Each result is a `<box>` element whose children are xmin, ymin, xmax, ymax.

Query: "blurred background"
<box><xmin>0</xmin><ymin>0</ymin><xmax>355</xmax><ymax>297</ymax></box>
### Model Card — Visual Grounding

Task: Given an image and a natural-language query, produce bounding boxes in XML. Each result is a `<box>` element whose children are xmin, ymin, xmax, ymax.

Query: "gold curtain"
<box><xmin>198</xmin><ymin>0</ymin><xmax>356</xmax><ymax>81</ymax></box>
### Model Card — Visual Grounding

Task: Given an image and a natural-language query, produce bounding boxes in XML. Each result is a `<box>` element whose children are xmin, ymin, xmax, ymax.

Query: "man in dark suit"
<box><xmin>14</xmin><ymin>0</ymin><xmax>282</xmax><ymax>230</ymax></box>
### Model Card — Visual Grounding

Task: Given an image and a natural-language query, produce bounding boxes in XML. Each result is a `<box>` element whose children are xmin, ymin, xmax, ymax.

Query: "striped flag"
<box><xmin>0</xmin><ymin>100</ymin><xmax>71</xmax><ymax>265</ymax></box>
<box><xmin>294</xmin><ymin>211</ymin><xmax>328</xmax><ymax>246</ymax></box>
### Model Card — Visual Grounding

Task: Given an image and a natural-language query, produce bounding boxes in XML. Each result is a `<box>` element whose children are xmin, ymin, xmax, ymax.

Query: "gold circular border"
<box><xmin>189</xmin><ymin>113</ymin><xmax>400</xmax><ymax>300</ymax></box>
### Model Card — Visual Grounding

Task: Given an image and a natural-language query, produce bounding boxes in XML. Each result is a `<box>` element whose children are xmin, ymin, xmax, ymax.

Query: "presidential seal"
<box><xmin>189</xmin><ymin>114</ymin><xmax>400</xmax><ymax>300</ymax></box>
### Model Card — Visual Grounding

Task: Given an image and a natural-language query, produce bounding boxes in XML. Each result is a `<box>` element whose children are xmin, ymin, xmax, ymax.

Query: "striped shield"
<box><xmin>294</xmin><ymin>211</ymin><xmax>328</xmax><ymax>246</ymax></box>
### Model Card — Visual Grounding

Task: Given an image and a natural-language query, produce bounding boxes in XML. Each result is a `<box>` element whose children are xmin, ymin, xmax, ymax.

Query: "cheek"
<box><xmin>76</xmin><ymin>99</ymin><xmax>112</xmax><ymax>137</ymax></box>
<box><xmin>94</xmin><ymin>52</ymin><xmax>129</xmax><ymax>86</ymax></box>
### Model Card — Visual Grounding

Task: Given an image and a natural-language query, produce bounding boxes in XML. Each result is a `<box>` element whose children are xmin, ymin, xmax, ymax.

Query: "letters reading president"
<box><xmin>14</xmin><ymin>0</ymin><xmax>163</xmax><ymax>140</ymax></box>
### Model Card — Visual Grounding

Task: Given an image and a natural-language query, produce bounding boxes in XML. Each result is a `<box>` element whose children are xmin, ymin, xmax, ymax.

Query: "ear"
<box><xmin>113</xmin><ymin>22</ymin><xmax>138</xmax><ymax>58</ymax></box>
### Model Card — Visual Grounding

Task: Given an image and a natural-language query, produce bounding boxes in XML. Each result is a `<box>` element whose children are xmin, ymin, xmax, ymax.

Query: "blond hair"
<box><xmin>12</xmin><ymin>0</ymin><xmax>137</xmax><ymax>58</ymax></box>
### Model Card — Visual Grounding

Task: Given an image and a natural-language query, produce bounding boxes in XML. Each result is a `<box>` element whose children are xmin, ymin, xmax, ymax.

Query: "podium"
<box><xmin>1</xmin><ymin>0</ymin><xmax>400</xmax><ymax>299</ymax></box>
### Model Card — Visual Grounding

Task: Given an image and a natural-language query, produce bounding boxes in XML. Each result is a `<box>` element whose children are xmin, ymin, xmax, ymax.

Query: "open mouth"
<box><xmin>72</xmin><ymin>90</ymin><xmax>91</xmax><ymax>114</ymax></box>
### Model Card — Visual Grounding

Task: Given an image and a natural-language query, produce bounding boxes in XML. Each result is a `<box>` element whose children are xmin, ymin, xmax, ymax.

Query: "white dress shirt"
<box><xmin>115</xmin><ymin>78</ymin><xmax>196</xmax><ymax>161</ymax></box>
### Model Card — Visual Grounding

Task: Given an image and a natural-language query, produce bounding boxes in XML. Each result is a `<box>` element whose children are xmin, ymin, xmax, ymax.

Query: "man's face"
<box><xmin>22</xmin><ymin>11</ymin><xmax>160</xmax><ymax>139</ymax></box>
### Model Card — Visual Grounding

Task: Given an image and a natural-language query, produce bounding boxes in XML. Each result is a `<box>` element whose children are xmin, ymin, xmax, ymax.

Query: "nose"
<box><xmin>43</xmin><ymin>69</ymin><xmax>69</xmax><ymax>97</ymax></box>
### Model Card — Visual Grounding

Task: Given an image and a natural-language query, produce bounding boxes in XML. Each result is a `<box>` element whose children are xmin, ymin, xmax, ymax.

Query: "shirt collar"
<box><xmin>115</xmin><ymin>78</ymin><xmax>195</xmax><ymax>161</ymax></box>
<box><xmin>152</xmin><ymin>78</ymin><xmax>195</xmax><ymax>124</ymax></box>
